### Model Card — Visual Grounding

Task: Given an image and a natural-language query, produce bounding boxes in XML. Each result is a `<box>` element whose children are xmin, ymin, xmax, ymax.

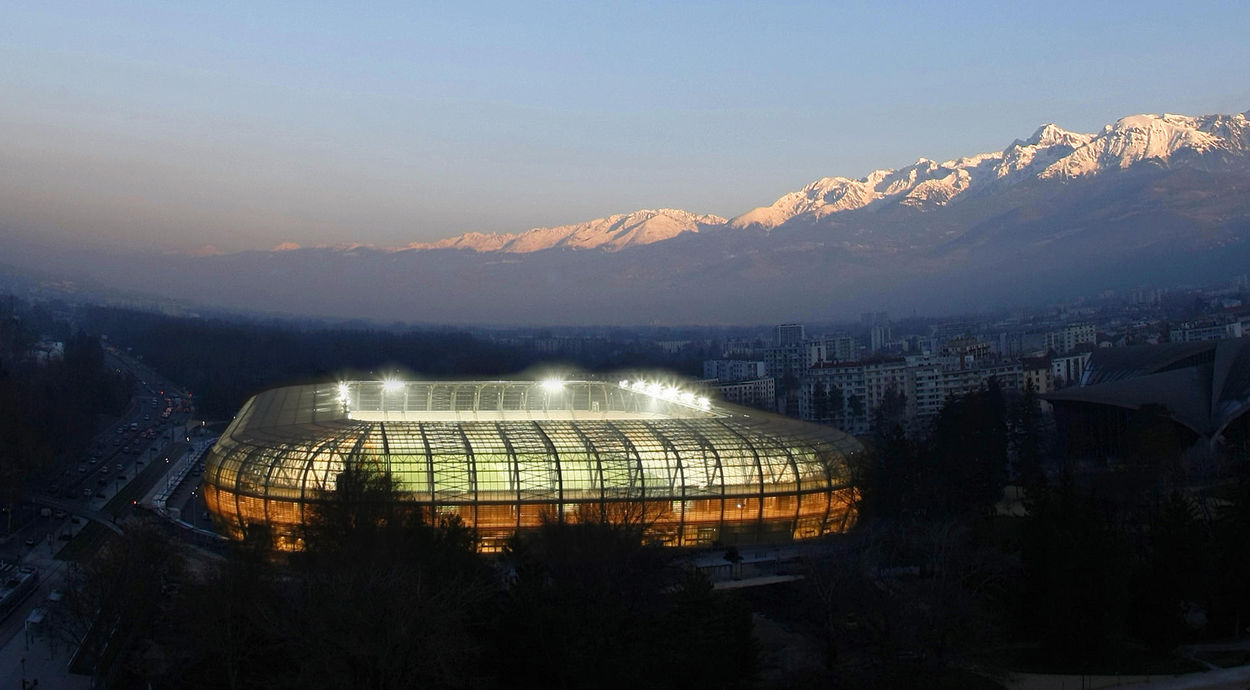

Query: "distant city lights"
<box><xmin>619</xmin><ymin>379</ymin><xmax>711</xmax><ymax>411</ymax></box>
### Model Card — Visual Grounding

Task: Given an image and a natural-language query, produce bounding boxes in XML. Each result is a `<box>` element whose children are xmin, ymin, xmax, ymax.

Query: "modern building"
<box><xmin>800</xmin><ymin>355</ymin><xmax>1025</xmax><ymax>434</ymax></box>
<box><xmin>203</xmin><ymin>379</ymin><xmax>862</xmax><ymax>552</ymax></box>
<box><xmin>1169</xmin><ymin>317</ymin><xmax>1244</xmax><ymax>343</ymax></box>
<box><xmin>775</xmin><ymin>324</ymin><xmax>806</xmax><ymax>346</ymax></box>
<box><xmin>1043</xmin><ymin>323</ymin><xmax>1096</xmax><ymax>355</ymax></box>
<box><xmin>1052</xmin><ymin>351</ymin><xmax>1092</xmax><ymax>388</ymax></box>
<box><xmin>807</xmin><ymin>335</ymin><xmax>858</xmax><ymax>364</ymax></box>
<box><xmin>1046</xmin><ymin>339</ymin><xmax>1250</xmax><ymax>456</ymax></box>
<box><xmin>706</xmin><ymin>376</ymin><xmax>776</xmax><ymax>411</ymax></box>
<box><xmin>702</xmin><ymin>359</ymin><xmax>767</xmax><ymax>382</ymax></box>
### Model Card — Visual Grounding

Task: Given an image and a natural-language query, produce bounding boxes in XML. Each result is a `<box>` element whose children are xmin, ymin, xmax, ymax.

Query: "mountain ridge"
<box><xmin>5</xmin><ymin>107</ymin><xmax>1250</xmax><ymax>326</ymax></box>
<box><xmin>388</xmin><ymin>109</ymin><xmax>1249</xmax><ymax>253</ymax></box>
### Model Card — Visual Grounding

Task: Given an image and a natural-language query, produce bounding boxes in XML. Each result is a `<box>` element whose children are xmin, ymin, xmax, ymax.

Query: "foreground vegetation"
<box><xmin>9</xmin><ymin>298</ymin><xmax>1250</xmax><ymax>686</ymax></box>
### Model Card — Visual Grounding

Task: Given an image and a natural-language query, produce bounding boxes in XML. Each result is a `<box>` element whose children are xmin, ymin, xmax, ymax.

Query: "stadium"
<box><xmin>202</xmin><ymin>378</ymin><xmax>863</xmax><ymax>551</ymax></box>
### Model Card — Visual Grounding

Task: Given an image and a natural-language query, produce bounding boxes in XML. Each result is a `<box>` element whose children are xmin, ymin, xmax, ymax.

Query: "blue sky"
<box><xmin>2</xmin><ymin>1</ymin><xmax>1248</xmax><ymax>253</ymax></box>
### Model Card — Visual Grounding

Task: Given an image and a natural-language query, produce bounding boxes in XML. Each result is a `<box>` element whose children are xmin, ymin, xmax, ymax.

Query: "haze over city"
<box><xmin>3</xmin><ymin>1</ymin><xmax>1249</xmax><ymax>255</ymax></box>
<box><xmin>9</xmin><ymin>3</ymin><xmax>1250</xmax><ymax>688</ymax></box>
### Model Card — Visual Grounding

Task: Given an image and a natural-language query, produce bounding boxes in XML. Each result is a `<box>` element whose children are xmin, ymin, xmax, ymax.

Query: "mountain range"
<box><xmin>6</xmin><ymin>109</ymin><xmax>1250</xmax><ymax>325</ymax></box>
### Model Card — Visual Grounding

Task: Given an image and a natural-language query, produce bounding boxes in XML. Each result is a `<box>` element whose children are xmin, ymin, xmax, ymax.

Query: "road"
<box><xmin>0</xmin><ymin>340</ymin><xmax>206</xmax><ymax>687</ymax></box>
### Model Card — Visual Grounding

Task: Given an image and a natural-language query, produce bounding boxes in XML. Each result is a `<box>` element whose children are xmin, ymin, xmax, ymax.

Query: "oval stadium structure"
<box><xmin>203</xmin><ymin>379</ymin><xmax>862</xmax><ymax>551</ymax></box>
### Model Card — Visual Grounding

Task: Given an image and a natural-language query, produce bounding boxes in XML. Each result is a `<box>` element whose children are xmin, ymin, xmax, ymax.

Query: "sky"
<box><xmin>2</xmin><ymin>1</ymin><xmax>1248</xmax><ymax>254</ymax></box>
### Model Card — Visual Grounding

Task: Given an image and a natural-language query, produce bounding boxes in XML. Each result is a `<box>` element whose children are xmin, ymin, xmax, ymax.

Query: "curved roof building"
<box><xmin>1046</xmin><ymin>339</ymin><xmax>1250</xmax><ymax>454</ymax></box>
<box><xmin>203</xmin><ymin>379</ymin><xmax>862</xmax><ymax>551</ymax></box>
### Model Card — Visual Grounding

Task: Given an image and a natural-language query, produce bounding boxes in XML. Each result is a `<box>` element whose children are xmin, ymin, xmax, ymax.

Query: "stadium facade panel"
<box><xmin>203</xmin><ymin>380</ymin><xmax>862</xmax><ymax>551</ymax></box>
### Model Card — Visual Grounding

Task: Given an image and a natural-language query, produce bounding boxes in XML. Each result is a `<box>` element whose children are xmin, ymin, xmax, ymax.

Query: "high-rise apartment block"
<box><xmin>1043</xmin><ymin>323</ymin><xmax>1096</xmax><ymax>354</ymax></box>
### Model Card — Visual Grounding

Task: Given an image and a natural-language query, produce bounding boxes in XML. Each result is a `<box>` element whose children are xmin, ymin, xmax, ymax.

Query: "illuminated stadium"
<box><xmin>203</xmin><ymin>378</ymin><xmax>862</xmax><ymax>551</ymax></box>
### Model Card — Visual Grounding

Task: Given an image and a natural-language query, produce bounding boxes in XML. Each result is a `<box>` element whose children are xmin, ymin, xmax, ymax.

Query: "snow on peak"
<box><xmin>1040</xmin><ymin>111</ymin><xmax>1236</xmax><ymax>180</ymax></box>
<box><xmin>395</xmin><ymin>108</ymin><xmax>1249</xmax><ymax>248</ymax></box>
<box><xmin>405</xmin><ymin>208</ymin><xmax>726</xmax><ymax>254</ymax></box>
<box><xmin>1025</xmin><ymin>123</ymin><xmax>1090</xmax><ymax>149</ymax></box>
<box><xmin>731</xmin><ymin>108</ymin><xmax>1248</xmax><ymax>229</ymax></box>
<box><xmin>730</xmin><ymin>155</ymin><xmax>999</xmax><ymax>228</ymax></box>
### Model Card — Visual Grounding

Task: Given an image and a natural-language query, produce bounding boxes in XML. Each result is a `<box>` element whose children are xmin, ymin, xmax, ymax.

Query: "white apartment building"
<box><xmin>702</xmin><ymin>359</ymin><xmax>767</xmax><ymax>382</ymax></box>
<box><xmin>1043</xmin><ymin>323</ymin><xmax>1096</xmax><ymax>354</ymax></box>
<box><xmin>800</xmin><ymin>355</ymin><xmax>1025</xmax><ymax>434</ymax></box>
<box><xmin>707</xmin><ymin>377</ymin><xmax>776</xmax><ymax>411</ymax></box>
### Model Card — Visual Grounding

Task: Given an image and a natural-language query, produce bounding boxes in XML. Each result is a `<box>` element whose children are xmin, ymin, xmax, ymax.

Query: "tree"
<box><xmin>930</xmin><ymin>381</ymin><xmax>1009</xmax><ymax>517</ymax></box>
<box><xmin>812</xmin><ymin>382</ymin><xmax>829</xmax><ymax>423</ymax></box>
<box><xmin>53</xmin><ymin>520</ymin><xmax>185</xmax><ymax>683</ymax></box>
<box><xmin>872</xmin><ymin>386</ymin><xmax>908</xmax><ymax>440</ymax></box>
<box><xmin>847</xmin><ymin>394</ymin><xmax>866</xmax><ymax>427</ymax></box>
<box><xmin>290</xmin><ymin>459</ymin><xmax>494</xmax><ymax>689</ymax></box>
<box><xmin>1011</xmin><ymin>381</ymin><xmax>1049</xmax><ymax>510</ymax></box>
<box><xmin>498</xmin><ymin>519</ymin><xmax>756</xmax><ymax>689</ymax></box>
<box><xmin>1019</xmin><ymin>473</ymin><xmax>1131</xmax><ymax>664</ymax></box>
<box><xmin>828</xmin><ymin>384</ymin><xmax>846</xmax><ymax>428</ymax></box>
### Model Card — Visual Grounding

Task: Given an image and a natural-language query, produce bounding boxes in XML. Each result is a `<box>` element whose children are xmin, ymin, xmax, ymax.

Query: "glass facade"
<box><xmin>203</xmin><ymin>380</ymin><xmax>862</xmax><ymax>551</ymax></box>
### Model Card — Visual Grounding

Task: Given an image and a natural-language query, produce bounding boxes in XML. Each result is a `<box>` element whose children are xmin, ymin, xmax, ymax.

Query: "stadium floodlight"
<box><xmin>620</xmin><ymin>377</ymin><xmax>713</xmax><ymax>412</ymax></box>
<box><xmin>541</xmin><ymin>378</ymin><xmax>564</xmax><ymax>393</ymax></box>
<box><xmin>382</xmin><ymin>378</ymin><xmax>404</xmax><ymax>392</ymax></box>
<box><xmin>336</xmin><ymin>382</ymin><xmax>350</xmax><ymax>401</ymax></box>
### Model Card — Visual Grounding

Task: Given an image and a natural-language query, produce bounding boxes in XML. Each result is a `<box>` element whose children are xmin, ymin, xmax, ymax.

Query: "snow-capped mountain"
<box><xmin>730</xmin><ymin>110</ymin><xmax>1249</xmax><ymax>230</ymax></box>
<box><xmin>8</xmin><ymin>108</ymin><xmax>1250</xmax><ymax>325</ymax></box>
<box><xmin>405</xmin><ymin>208</ymin><xmax>726</xmax><ymax>253</ymax></box>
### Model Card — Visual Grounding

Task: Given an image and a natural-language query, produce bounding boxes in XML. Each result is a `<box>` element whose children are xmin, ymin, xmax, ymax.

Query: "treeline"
<box><xmin>785</xmin><ymin>382</ymin><xmax>1250</xmax><ymax>684</ymax></box>
<box><xmin>83</xmin><ymin>308</ymin><xmax>546</xmax><ymax>420</ymax></box>
<box><xmin>0</xmin><ymin>309</ymin><xmax>131</xmax><ymax>500</ymax></box>
<box><xmin>80</xmin><ymin>307</ymin><xmax>712</xmax><ymax>421</ymax></box>
<box><xmin>58</xmin><ymin>467</ymin><xmax>757</xmax><ymax>689</ymax></box>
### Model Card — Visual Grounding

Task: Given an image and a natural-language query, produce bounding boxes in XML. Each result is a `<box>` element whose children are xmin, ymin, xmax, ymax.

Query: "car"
<box><xmin>82</xmin><ymin>487</ymin><xmax>92</xmax><ymax>497</ymax></box>
<box><xmin>24</xmin><ymin>538</ymin><xmax>36</xmax><ymax>547</ymax></box>
<box><xmin>53</xmin><ymin>510</ymin><xmax>66</xmax><ymax>519</ymax></box>
<box><xmin>77</xmin><ymin>465</ymin><xmax>87</xmax><ymax>473</ymax></box>
<box><xmin>116</xmin><ymin>463</ymin><xmax>123</xmax><ymax>471</ymax></box>
<box><xmin>94</xmin><ymin>491</ymin><xmax>106</xmax><ymax>499</ymax></box>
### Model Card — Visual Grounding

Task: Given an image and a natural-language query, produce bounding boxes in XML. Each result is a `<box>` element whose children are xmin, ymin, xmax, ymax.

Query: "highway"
<box><xmin>0</xmin><ymin>342</ymin><xmax>208</xmax><ymax>688</ymax></box>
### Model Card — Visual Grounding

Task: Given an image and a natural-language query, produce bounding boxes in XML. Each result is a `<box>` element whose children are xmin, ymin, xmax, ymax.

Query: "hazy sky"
<box><xmin>3</xmin><ymin>1</ymin><xmax>1248</xmax><ymax>254</ymax></box>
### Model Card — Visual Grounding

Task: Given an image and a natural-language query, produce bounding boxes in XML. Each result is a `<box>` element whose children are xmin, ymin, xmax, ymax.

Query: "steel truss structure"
<box><xmin>203</xmin><ymin>380</ymin><xmax>862</xmax><ymax>551</ymax></box>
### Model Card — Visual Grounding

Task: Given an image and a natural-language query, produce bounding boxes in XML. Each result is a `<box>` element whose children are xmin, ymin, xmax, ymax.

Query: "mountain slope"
<box><xmin>404</xmin><ymin>208</ymin><xmax>726</xmax><ymax>253</ymax></box>
<box><xmin>5</xmin><ymin>108</ymin><xmax>1250</xmax><ymax>325</ymax></box>
<box><xmin>729</xmin><ymin>110</ymin><xmax>1249</xmax><ymax>231</ymax></box>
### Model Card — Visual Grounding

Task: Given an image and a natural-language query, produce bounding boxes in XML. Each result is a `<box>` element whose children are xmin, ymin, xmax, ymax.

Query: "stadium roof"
<box><xmin>1045</xmin><ymin>339</ymin><xmax>1250</xmax><ymax>441</ymax></box>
